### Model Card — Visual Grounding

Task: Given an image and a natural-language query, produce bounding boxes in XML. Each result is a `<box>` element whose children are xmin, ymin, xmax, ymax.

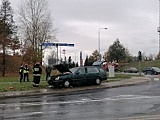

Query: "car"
<box><xmin>48</xmin><ymin>64</ymin><xmax>107</xmax><ymax>88</ymax></box>
<box><xmin>92</xmin><ymin>61</ymin><xmax>119</xmax><ymax>72</ymax></box>
<box><xmin>124</xmin><ymin>67</ymin><xmax>138</xmax><ymax>73</ymax></box>
<box><xmin>143</xmin><ymin>67</ymin><xmax>160</xmax><ymax>75</ymax></box>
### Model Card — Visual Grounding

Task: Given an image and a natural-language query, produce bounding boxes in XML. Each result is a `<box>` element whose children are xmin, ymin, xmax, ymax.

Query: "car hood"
<box><xmin>54</xmin><ymin>64</ymin><xmax>72</xmax><ymax>73</ymax></box>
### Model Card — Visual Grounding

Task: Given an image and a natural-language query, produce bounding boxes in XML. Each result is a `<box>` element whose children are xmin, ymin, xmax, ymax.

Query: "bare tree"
<box><xmin>17</xmin><ymin>0</ymin><xmax>55</xmax><ymax>63</ymax></box>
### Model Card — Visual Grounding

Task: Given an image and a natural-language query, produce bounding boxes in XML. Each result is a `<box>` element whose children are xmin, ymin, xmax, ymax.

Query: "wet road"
<box><xmin>1</xmin><ymin>79</ymin><xmax>160</xmax><ymax>120</ymax></box>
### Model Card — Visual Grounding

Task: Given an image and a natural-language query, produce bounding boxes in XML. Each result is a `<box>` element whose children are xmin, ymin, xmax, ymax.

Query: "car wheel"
<box><xmin>95</xmin><ymin>77</ymin><xmax>102</xmax><ymax>85</ymax></box>
<box><xmin>154</xmin><ymin>72</ymin><xmax>157</xmax><ymax>75</ymax></box>
<box><xmin>63</xmin><ymin>79</ymin><xmax>71</xmax><ymax>88</ymax></box>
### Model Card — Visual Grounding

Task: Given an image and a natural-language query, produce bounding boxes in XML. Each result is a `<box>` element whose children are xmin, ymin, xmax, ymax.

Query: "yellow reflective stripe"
<box><xmin>34</xmin><ymin>68</ymin><xmax>40</xmax><ymax>71</ymax></box>
<box><xmin>24</xmin><ymin>70</ymin><xmax>29</xmax><ymax>73</ymax></box>
<box><xmin>33</xmin><ymin>74</ymin><xmax>41</xmax><ymax>76</ymax></box>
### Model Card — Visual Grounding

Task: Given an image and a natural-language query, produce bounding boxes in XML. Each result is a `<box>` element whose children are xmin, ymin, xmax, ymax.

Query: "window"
<box><xmin>99</xmin><ymin>67</ymin><xmax>105</xmax><ymax>72</ymax></box>
<box><xmin>87</xmin><ymin>67</ymin><xmax>99</xmax><ymax>73</ymax></box>
<box><xmin>77</xmin><ymin>68</ymin><xmax>86</xmax><ymax>74</ymax></box>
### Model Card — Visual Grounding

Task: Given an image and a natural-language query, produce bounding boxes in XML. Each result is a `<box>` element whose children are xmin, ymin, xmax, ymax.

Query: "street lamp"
<box><xmin>158</xmin><ymin>0</ymin><xmax>160</xmax><ymax>54</ymax></box>
<box><xmin>98</xmin><ymin>27</ymin><xmax>107</xmax><ymax>61</ymax></box>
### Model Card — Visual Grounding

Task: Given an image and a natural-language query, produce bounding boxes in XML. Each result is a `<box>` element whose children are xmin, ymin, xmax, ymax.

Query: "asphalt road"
<box><xmin>1</xmin><ymin>78</ymin><xmax>160</xmax><ymax>120</ymax></box>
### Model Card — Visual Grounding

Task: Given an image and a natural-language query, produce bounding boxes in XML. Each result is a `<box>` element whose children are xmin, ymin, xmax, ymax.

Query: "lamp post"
<box><xmin>158</xmin><ymin>0</ymin><xmax>160</xmax><ymax>54</ymax></box>
<box><xmin>98</xmin><ymin>27</ymin><xmax>107</xmax><ymax>61</ymax></box>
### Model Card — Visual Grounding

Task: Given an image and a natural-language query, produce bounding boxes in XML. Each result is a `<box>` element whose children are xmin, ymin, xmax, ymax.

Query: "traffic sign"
<box><xmin>42</xmin><ymin>42</ymin><xmax>74</xmax><ymax>47</ymax></box>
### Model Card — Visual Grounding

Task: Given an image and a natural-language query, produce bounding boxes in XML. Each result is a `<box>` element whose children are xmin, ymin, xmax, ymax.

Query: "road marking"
<box><xmin>0</xmin><ymin>95</ymin><xmax>160</xmax><ymax>108</ymax></box>
<box><xmin>117</xmin><ymin>115</ymin><xmax>160</xmax><ymax>120</ymax></box>
<box><xmin>153</xmin><ymin>78</ymin><xmax>160</xmax><ymax>81</ymax></box>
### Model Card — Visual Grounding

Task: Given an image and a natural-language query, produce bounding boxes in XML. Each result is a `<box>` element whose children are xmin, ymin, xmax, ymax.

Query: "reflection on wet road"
<box><xmin>1</xmin><ymin>79</ymin><xmax>160</xmax><ymax>120</ymax></box>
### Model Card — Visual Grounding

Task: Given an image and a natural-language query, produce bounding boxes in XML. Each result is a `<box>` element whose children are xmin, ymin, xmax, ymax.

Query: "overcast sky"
<box><xmin>10</xmin><ymin>0</ymin><xmax>159</xmax><ymax>63</ymax></box>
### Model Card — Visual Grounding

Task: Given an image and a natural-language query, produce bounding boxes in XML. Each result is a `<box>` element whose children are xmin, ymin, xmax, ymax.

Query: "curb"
<box><xmin>0</xmin><ymin>77</ymin><xmax>151</xmax><ymax>99</ymax></box>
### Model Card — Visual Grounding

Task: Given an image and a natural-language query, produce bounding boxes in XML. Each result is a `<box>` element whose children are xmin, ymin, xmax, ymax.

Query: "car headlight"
<box><xmin>47</xmin><ymin>77</ymin><xmax>51</xmax><ymax>81</ymax></box>
<box><xmin>55</xmin><ymin>76</ymin><xmax>59</xmax><ymax>80</ymax></box>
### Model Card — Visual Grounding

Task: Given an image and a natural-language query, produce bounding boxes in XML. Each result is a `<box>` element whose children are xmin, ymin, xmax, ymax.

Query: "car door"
<box><xmin>86</xmin><ymin>67</ymin><xmax>99</xmax><ymax>84</ymax></box>
<box><xmin>74</xmin><ymin>67</ymin><xmax>87</xmax><ymax>85</ymax></box>
<box><xmin>145</xmin><ymin>67</ymin><xmax>153</xmax><ymax>75</ymax></box>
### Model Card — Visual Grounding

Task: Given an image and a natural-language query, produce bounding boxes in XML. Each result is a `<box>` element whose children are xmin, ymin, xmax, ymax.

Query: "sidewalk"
<box><xmin>0</xmin><ymin>77</ymin><xmax>151</xmax><ymax>99</ymax></box>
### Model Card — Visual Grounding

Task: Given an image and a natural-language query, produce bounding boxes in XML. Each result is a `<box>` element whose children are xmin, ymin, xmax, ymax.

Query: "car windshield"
<box><xmin>130</xmin><ymin>67</ymin><xmax>136</xmax><ymax>70</ymax></box>
<box><xmin>69</xmin><ymin>67</ymin><xmax>80</xmax><ymax>74</ymax></box>
<box><xmin>92</xmin><ymin>61</ymin><xmax>103</xmax><ymax>66</ymax></box>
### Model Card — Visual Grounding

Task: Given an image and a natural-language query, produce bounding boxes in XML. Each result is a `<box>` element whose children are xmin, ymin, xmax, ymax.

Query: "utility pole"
<box><xmin>158</xmin><ymin>0</ymin><xmax>160</xmax><ymax>54</ymax></box>
<box><xmin>138</xmin><ymin>51</ymin><xmax>142</xmax><ymax>76</ymax></box>
<box><xmin>98</xmin><ymin>28</ymin><xmax>107</xmax><ymax>61</ymax></box>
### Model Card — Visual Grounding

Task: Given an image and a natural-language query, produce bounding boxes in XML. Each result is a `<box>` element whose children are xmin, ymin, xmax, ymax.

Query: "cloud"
<box><xmin>10</xmin><ymin>0</ymin><xmax>160</xmax><ymax>62</ymax></box>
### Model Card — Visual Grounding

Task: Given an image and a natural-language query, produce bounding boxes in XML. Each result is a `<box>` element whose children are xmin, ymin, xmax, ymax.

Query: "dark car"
<box><xmin>92</xmin><ymin>61</ymin><xmax>119</xmax><ymax>72</ymax></box>
<box><xmin>48</xmin><ymin>64</ymin><xmax>107</xmax><ymax>88</ymax></box>
<box><xmin>124</xmin><ymin>67</ymin><xmax>138</xmax><ymax>73</ymax></box>
<box><xmin>143</xmin><ymin>67</ymin><xmax>160</xmax><ymax>75</ymax></box>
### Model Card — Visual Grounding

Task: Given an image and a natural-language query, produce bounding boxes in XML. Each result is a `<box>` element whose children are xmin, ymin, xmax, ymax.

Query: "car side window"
<box><xmin>87</xmin><ymin>67</ymin><xmax>99</xmax><ymax>73</ymax></box>
<box><xmin>77</xmin><ymin>68</ymin><xmax>86</xmax><ymax>74</ymax></box>
<box><xmin>99</xmin><ymin>67</ymin><xmax>105</xmax><ymax>72</ymax></box>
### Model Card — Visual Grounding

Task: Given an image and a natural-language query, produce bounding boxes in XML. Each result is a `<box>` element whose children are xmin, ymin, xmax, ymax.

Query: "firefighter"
<box><xmin>23</xmin><ymin>64</ymin><xmax>29</xmax><ymax>82</ymax></box>
<box><xmin>32</xmin><ymin>62</ymin><xmax>42</xmax><ymax>87</ymax></box>
<box><xmin>19</xmin><ymin>65</ymin><xmax>24</xmax><ymax>82</ymax></box>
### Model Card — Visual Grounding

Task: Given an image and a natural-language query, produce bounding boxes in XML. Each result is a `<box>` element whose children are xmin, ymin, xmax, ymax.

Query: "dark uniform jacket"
<box><xmin>19</xmin><ymin>66</ymin><xmax>23</xmax><ymax>74</ymax></box>
<box><xmin>33</xmin><ymin>65</ymin><xmax>42</xmax><ymax>76</ymax></box>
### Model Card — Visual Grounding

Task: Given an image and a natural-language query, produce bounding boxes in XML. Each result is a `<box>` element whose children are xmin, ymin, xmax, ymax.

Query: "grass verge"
<box><xmin>0</xmin><ymin>73</ymin><xmax>139</xmax><ymax>92</ymax></box>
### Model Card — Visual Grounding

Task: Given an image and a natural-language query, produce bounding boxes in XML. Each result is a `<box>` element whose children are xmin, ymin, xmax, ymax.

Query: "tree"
<box><xmin>10</xmin><ymin>35</ymin><xmax>20</xmax><ymax>56</ymax></box>
<box><xmin>17</xmin><ymin>0</ymin><xmax>55</xmax><ymax>64</ymax></box>
<box><xmin>68</xmin><ymin>56</ymin><xmax>72</xmax><ymax>68</ymax></box>
<box><xmin>87</xmin><ymin>50</ymin><xmax>100</xmax><ymax>65</ymax></box>
<box><xmin>124</xmin><ymin>48</ymin><xmax>133</xmax><ymax>63</ymax></box>
<box><xmin>84</xmin><ymin>55</ymin><xmax>89</xmax><ymax>66</ymax></box>
<box><xmin>89</xmin><ymin>50</ymin><xmax>99</xmax><ymax>61</ymax></box>
<box><xmin>0</xmin><ymin>0</ymin><xmax>17</xmax><ymax>76</ymax></box>
<box><xmin>103</xmin><ymin>51</ymin><xmax>108</xmax><ymax>61</ymax></box>
<box><xmin>107</xmin><ymin>39</ymin><xmax>126</xmax><ymax>63</ymax></box>
<box><xmin>156</xmin><ymin>52</ymin><xmax>160</xmax><ymax>60</ymax></box>
<box><xmin>75</xmin><ymin>62</ymin><xmax>79</xmax><ymax>67</ymax></box>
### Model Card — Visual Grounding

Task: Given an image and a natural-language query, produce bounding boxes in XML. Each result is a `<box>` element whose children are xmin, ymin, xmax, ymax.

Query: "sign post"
<box><xmin>138</xmin><ymin>51</ymin><xmax>142</xmax><ymax>76</ymax></box>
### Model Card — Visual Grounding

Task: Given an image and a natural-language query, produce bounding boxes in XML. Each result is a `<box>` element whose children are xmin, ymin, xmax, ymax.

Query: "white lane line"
<box><xmin>0</xmin><ymin>95</ymin><xmax>160</xmax><ymax>108</ymax></box>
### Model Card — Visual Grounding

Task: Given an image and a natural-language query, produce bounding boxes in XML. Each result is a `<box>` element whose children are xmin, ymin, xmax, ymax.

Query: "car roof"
<box><xmin>54</xmin><ymin>64</ymin><xmax>101</xmax><ymax>73</ymax></box>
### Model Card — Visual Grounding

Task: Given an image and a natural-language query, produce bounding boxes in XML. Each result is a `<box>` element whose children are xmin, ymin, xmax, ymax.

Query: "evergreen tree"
<box><xmin>88</xmin><ymin>50</ymin><xmax>99</xmax><ymax>62</ymax></box>
<box><xmin>107</xmin><ymin>39</ymin><xmax>126</xmax><ymax>63</ymax></box>
<box><xmin>0</xmin><ymin>0</ymin><xmax>17</xmax><ymax>76</ymax></box>
<box><xmin>84</xmin><ymin>55</ymin><xmax>89</xmax><ymax>66</ymax></box>
<box><xmin>75</xmin><ymin>62</ymin><xmax>79</xmax><ymax>67</ymax></box>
